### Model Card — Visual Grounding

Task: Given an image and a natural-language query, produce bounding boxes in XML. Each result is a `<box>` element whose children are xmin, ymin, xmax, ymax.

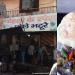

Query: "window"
<box><xmin>19</xmin><ymin>0</ymin><xmax>39</xmax><ymax>13</ymax></box>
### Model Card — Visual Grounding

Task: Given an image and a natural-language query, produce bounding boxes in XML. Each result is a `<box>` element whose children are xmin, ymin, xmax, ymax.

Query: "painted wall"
<box><xmin>4</xmin><ymin>0</ymin><xmax>19</xmax><ymax>10</ymax></box>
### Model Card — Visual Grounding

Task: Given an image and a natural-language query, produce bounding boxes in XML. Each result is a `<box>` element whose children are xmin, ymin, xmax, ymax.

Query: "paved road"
<box><xmin>0</xmin><ymin>73</ymin><xmax>31</xmax><ymax>75</ymax></box>
<box><xmin>0</xmin><ymin>73</ymin><xmax>49</xmax><ymax>75</ymax></box>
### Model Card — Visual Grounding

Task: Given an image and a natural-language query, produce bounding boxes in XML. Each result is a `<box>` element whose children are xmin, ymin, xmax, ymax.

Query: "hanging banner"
<box><xmin>2</xmin><ymin>13</ymin><xmax>57</xmax><ymax>32</ymax></box>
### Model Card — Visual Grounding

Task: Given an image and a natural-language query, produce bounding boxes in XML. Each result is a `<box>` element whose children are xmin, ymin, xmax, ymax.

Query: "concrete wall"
<box><xmin>3</xmin><ymin>0</ymin><xmax>56</xmax><ymax>11</ymax></box>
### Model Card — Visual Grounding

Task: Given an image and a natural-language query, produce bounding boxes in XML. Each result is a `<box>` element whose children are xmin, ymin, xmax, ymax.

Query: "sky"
<box><xmin>57</xmin><ymin>0</ymin><xmax>75</xmax><ymax>13</ymax></box>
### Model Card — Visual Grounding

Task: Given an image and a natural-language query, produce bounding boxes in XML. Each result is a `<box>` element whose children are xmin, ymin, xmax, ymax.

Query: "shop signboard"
<box><xmin>2</xmin><ymin>13</ymin><xmax>57</xmax><ymax>31</ymax></box>
<box><xmin>0</xmin><ymin>15</ymin><xmax>4</xmax><ymax>30</ymax></box>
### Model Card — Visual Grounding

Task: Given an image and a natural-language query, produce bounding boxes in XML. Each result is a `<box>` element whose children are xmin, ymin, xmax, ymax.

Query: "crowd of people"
<box><xmin>0</xmin><ymin>34</ymin><xmax>54</xmax><ymax>72</ymax></box>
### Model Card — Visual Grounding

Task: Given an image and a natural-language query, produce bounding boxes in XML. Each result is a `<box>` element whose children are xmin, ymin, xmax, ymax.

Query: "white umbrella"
<box><xmin>57</xmin><ymin>12</ymin><xmax>75</xmax><ymax>48</ymax></box>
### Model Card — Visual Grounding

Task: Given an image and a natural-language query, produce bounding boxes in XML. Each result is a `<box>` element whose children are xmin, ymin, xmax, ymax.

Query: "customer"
<box><xmin>10</xmin><ymin>36</ymin><xmax>19</xmax><ymax>62</ymax></box>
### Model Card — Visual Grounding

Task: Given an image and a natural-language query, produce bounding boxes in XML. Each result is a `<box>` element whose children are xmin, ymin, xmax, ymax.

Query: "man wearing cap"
<box><xmin>49</xmin><ymin>57</ymin><xmax>65</xmax><ymax>75</ymax></box>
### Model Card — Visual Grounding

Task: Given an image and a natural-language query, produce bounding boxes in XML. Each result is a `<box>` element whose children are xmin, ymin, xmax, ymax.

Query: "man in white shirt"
<box><xmin>49</xmin><ymin>57</ymin><xmax>65</xmax><ymax>75</ymax></box>
<box><xmin>49</xmin><ymin>57</ymin><xmax>73</xmax><ymax>75</ymax></box>
<box><xmin>28</xmin><ymin>45</ymin><xmax>35</xmax><ymax>64</ymax></box>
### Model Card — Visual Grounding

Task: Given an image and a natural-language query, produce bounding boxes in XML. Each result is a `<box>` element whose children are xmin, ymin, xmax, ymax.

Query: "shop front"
<box><xmin>0</xmin><ymin>13</ymin><xmax>57</xmax><ymax>73</ymax></box>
